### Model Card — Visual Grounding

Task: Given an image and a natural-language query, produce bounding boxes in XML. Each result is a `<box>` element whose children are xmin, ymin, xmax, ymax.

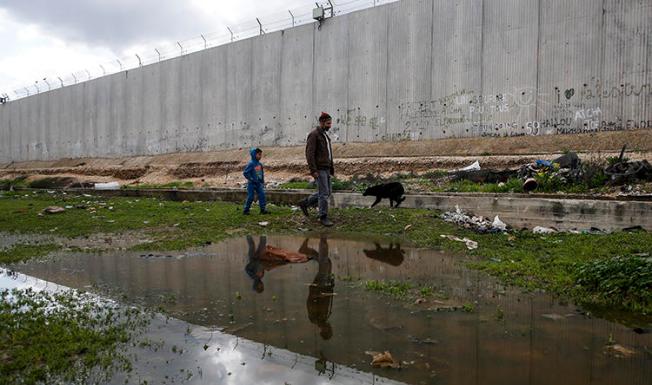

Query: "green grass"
<box><xmin>363</xmin><ymin>279</ymin><xmax>414</xmax><ymax>298</ymax></box>
<box><xmin>0</xmin><ymin>288</ymin><xmax>149</xmax><ymax>385</ymax></box>
<box><xmin>1</xmin><ymin>191</ymin><xmax>651</xmax><ymax>316</ymax></box>
<box><xmin>433</xmin><ymin>178</ymin><xmax>524</xmax><ymax>193</ymax></box>
<box><xmin>278</xmin><ymin>177</ymin><xmax>367</xmax><ymax>192</ymax></box>
<box><xmin>277</xmin><ymin>180</ymin><xmax>313</xmax><ymax>190</ymax></box>
<box><xmin>574</xmin><ymin>255</ymin><xmax>651</xmax><ymax>313</ymax></box>
<box><xmin>0</xmin><ymin>176</ymin><xmax>28</xmax><ymax>190</ymax></box>
<box><xmin>0</xmin><ymin>244</ymin><xmax>61</xmax><ymax>264</ymax></box>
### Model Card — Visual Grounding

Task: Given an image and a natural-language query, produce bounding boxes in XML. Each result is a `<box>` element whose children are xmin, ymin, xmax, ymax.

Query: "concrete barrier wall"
<box><xmin>1</xmin><ymin>0</ymin><xmax>651</xmax><ymax>162</ymax></box>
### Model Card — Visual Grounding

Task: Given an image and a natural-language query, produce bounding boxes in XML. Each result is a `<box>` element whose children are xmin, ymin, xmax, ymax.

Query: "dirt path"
<box><xmin>2</xmin><ymin>130</ymin><xmax>650</xmax><ymax>188</ymax></box>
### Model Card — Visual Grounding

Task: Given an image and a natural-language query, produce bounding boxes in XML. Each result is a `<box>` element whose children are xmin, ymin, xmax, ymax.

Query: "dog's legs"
<box><xmin>389</xmin><ymin>199</ymin><xmax>394</xmax><ymax>208</ymax></box>
<box><xmin>370</xmin><ymin>197</ymin><xmax>382</xmax><ymax>208</ymax></box>
<box><xmin>395</xmin><ymin>196</ymin><xmax>406</xmax><ymax>208</ymax></box>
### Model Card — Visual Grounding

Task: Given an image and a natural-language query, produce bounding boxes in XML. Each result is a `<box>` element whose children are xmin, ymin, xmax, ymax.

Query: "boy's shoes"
<box><xmin>243</xmin><ymin>210</ymin><xmax>250</xmax><ymax>215</ymax></box>
<box><xmin>298</xmin><ymin>201</ymin><xmax>309</xmax><ymax>217</ymax></box>
<box><xmin>319</xmin><ymin>217</ymin><xmax>334</xmax><ymax>227</ymax></box>
<box><xmin>260</xmin><ymin>210</ymin><xmax>271</xmax><ymax>215</ymax></box>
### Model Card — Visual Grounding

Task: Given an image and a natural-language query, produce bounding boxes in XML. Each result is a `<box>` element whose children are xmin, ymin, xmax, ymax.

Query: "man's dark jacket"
<box><xmin>305</xmin><ymin>128</ymin><xmax>334</xmax><ymax>176</ymax></box>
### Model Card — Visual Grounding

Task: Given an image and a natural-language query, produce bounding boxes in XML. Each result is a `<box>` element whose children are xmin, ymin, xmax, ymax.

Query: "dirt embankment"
<box><xmin>2</xmin><ymin>130</ymin><xmax>651</xmax><ymax>188</ymax></box>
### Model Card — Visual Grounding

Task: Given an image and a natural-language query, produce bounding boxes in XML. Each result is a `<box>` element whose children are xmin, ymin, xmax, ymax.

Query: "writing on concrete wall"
<box><xmin>388</xmin><ymin>80</ymin><xmax>652</xmax><ymax>140</ymax></box>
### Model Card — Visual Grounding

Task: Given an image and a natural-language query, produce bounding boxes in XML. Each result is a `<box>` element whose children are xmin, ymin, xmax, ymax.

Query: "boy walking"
<box><xmin>243</xmin><ymin>147</ymin><xmax>270</xmax><ymax>215</ymax></box>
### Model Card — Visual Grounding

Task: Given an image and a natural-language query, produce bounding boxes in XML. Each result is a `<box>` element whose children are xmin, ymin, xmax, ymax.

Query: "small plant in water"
<box><xmin>462</xmin><ymin>303</ymin><xmax>475</xmax><ymax>313</ymax></box>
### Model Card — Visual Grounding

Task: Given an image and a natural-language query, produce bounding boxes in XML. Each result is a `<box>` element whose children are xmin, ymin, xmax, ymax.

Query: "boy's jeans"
<box><xmin>244</xmin><ymin>182</ymin><xmax>266</xmax><ymax>212</ymax></box>
<box><xmin>305</xmin><ymin>170</ymin><xmax>332</xmax><ymax>219</ymax></box>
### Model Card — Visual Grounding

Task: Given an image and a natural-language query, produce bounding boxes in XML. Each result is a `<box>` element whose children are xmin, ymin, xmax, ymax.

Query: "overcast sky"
<box><xmin>0</xmin><ymin>0</ymin><xmax>323</xmax><ymax>97</ymax></box>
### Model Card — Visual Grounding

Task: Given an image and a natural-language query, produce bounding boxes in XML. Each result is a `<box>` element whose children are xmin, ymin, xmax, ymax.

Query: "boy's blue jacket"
<box><xmin>243</xmin><ymin>148</ymin><xmax>264</xmax><ymax>185</ymax></box>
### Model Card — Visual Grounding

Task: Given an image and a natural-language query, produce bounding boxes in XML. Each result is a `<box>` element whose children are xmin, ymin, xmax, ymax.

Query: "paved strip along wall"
<box><xmin>1</xmin><ymin>0</ymin><xmax>651</xmax><ymax>162</ymax></box>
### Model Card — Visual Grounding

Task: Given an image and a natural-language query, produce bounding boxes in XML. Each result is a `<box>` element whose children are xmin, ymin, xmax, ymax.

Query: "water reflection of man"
<box><xmin>245</xmin><ymin>235</ymin><xmax>268</xmax><ymax>293</ymax></box>
<box><xmin>300</xmin><ymin>236</ymin><xmax>334</xmax><ymax>340</ymax></box>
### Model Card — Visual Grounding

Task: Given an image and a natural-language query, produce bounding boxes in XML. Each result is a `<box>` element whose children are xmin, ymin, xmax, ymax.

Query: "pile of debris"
<box><xmin>441</xmin><ymin>205</ymin><xmax>508</xmax><ymax>233</ymax></box>
<box><xmin>517</xmin><ymin>152</ymin><xmax>583</xmax><ymax>192</ymax></box>
<box><xmin>449</xmin><ymin>146</ymin><xmax>651</xmax><ymax>194</ymax></box>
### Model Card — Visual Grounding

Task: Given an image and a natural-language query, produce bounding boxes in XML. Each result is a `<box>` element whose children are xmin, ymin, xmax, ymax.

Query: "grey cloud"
<box><xmin>0</xmin><ymin>0</ymin><xmax>218</xmax><ymax>51</ymax></box>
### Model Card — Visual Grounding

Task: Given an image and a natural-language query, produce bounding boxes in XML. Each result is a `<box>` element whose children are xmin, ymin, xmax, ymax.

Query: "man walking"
<box><xmin>299</xmin><ymin>112</ymin><xmax>334</xmax><ymax>227</ymax></box>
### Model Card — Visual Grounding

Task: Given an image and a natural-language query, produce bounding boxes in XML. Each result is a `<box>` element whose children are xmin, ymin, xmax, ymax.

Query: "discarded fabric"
<box><xmin>42</xmin><ymin>206</ymin><xmax>66</xmax><ymax>214</ymax></box>
<box><xmin>365</xmin><ymin>351</ymin><xmax>401</xmax><ymax>369</ymax></box>
<box><xmin>457</xmin><ymin>160</ymin><xmax>481</xmax><ymax>172</ymax></box>
<box><xmin>533</xmin><ymin>226</ymin><xmax>557</xmax><ymax>234</ymax></box>
<box><xmin>440</xmin><ymin>234</ymin><xmax>478</xmax><ymax>250</ymax></box>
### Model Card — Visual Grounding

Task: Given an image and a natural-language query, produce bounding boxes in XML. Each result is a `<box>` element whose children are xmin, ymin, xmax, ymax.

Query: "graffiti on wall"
<box><xmin>392</xmin><ymin>80</ymin><xmax>651</xmax><ymax>140</ymax></box>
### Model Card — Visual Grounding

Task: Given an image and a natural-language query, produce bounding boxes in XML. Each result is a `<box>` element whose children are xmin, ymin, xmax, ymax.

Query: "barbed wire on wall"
<box><xmin>2</xmin><ymin>0</ymin><xmax>398</xmax><ymax>102</ymax></box>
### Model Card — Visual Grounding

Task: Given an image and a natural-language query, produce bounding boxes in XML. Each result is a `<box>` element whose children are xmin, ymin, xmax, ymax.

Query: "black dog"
<box><xmin>362</xmin><ymin>182</ymin><xmax>405</xmax><ymax>208</ymax></box>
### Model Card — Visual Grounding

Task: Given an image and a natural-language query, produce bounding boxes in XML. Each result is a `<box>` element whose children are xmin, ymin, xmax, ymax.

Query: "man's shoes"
<box><xmin>260</xmin><ymin>209</ymin><xmax>271</xmax><ymax>215</ymax></box>
<box><xmin>319</xmin><ymin>217</ymin><xmax>334</xmax><ymax>227</ymax></box>
<box><xmin>298</xmin><ymin>201</ymin><xmax>309</xmax><ymax>217</ymax></box>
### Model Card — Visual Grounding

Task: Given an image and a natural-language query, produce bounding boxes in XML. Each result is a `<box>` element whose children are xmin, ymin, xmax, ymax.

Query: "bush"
<box><xmin>574</xmin><ymin>255</ymin><xmax>652</xmax><ymax>312</ymax></box>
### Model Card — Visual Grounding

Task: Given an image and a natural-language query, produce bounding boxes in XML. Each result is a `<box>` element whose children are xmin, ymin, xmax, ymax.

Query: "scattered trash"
<box><xmin>441</xmin><ymin>206</ymin><xmax>509</xmax><ymax>233</ymax></box>
<box><xmin>492</xmin><ymin>216</ymin><xmax>507</xmax><ymax>231</ymax></box>
<box><xmin>42</xmin><ymin>206</ymin><xmax>65</xmax><ymax>214</ymax></box>
<box><xmin>522</xmin><ymin>177</ymin><xmax>538</xmax><ymax>192</ymax></box>
<box><xmin>541</xmin><ymin>313</ymin><xmax>565</xmax><ymax>321</ymax></box>
<box><xmin>404</xmin><ymin>224</ymin><xmax>412</xmax><ymax>231</ymax></box>
<box><xmin>622</xmin><ymin>225</ymin><xmax>645</xmax><ymax>233</ymax></box>
<box><xmin>458</xmin><ymin>160</ymin><xmax>481</xmax><ymax>172</ymax></box>
<box><xmin>604</xmin><ymin>344</ymin><xmax>636</xmax><ymax>358</ymax></box>
<box><xmin>533</xmin><ymin>226</ymin><xmax>557</xmax><ymax>234</ymax></box>
<box><xmin>263</xmin><ymin>245</ymin><xmax>309</xmax><ymax>263</ymax></box>
<box><xmin>407</xmin><ymin>335</ymin><xmax>439</xmax><ymax>345</ymax></box>
<box><xmin>440</xmin><ymin>234</ymin><xmax>478</xmax><ymax>250</ymax></box>
<box><xmin>365</xmin><ymin>351</ymin><xmax>401</xmax><ymax>369</ymax></box>
<box><xmin>94</xmin><ymin>182</ymin><xmax>120</xmax><ymax>190</ymax></box>
<box><xmin>414</xmin><ymin>298</ymin><xmax>426</xmax><ymax>305</ymax></box>
<box><xmin>258</xmin><ymin>221</ymin><xmax>269</xmax><ymax>227</ymax></box>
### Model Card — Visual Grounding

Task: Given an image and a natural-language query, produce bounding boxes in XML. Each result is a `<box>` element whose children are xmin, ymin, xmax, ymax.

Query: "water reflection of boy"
<box><xmin>300</xmin><ymin>237</ymin><xmax>335</xmax><ymax>340</ymax></box>
<box><xmin>245</xmin><ymin>235</ymin><xmax>267</xmax><ymax>293</ymax></box>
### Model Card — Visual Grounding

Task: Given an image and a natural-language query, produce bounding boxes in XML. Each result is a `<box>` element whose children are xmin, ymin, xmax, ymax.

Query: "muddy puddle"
<box><xmin>7</xmin><ymin>235</ymin><xmax>652</xmax><ymax>385</ymax></box>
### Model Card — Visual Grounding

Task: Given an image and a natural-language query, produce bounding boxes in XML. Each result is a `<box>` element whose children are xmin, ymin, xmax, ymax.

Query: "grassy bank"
<box><xmin>0</xmin><ymin>190</ymin><xmax>650</xmax><ymax>317</ymax></box>
<box><xmin>0</xmin><ymin>287</ymin><xmax>148</xmax><ymax>385</ymax></box>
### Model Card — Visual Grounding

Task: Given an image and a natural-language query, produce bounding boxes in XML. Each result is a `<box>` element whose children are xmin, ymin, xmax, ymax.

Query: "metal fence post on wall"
<box><xmin>257</xmin><ymin>18</ymin><xmax>265</xmax><ymax>35</ymax></box>
<box><xmin>289</xmin><ymin>10</ymin><xmax>295</xmax><ymax>27</ymax></box>
<box><xmin>57</xmin><ymin>77</ymin><xmax>64</xmax><ymax>87</ymax></box>
<box><xmin>71</xmin><ymin>73</ymin><xmax>77</xmax><ymax>84</ymax></box>
<box><xmin>227</xmin><ymin>26</ymin><xmax>234</xmax><ymax>42</ymax></box>
<box><xmin>85</xmin><ymin>69</ymin><xmax>92</xmax><ymax>80</ymax></box>
<box><xmin>177</xmin><ymin>41</ymin><xmax>183</xmax><ymax>55</ymax></box>
<box><xmin>116</xmin><ymin>59</ymin><xmax>123</xmax><ymax>70</ymax></box>
<box><xmin>135</xmin><ymin>54</ymin><xmax>142</xmax><ymax>67</ymax></box>
<box><xmin>201</xmin><ymin>34</ymin><xmax>207</xmax><ymax>49</ymax></box>
<box><xmin>155</xmin><ymin>48</ymin><xmax>161</xmax><ymax>62</ymax></box>
<box><xmin>43</xmin><ymin>78</ymin><xmax>51</xmax><ymax>91</ymax></box>
<box><xmin>99</xmin><ymin>65</ymin><xmax>106</xmax><ymax>75</ymax></box>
